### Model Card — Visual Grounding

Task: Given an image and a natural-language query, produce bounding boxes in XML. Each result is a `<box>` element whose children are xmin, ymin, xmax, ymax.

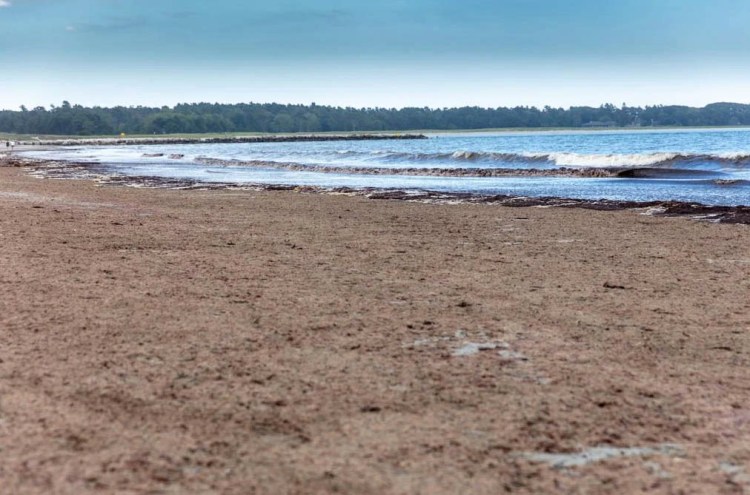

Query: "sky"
<box><xmin>1</xmin><ymin>0</ymin><xmax>750</xmax><ymax>110</ymax></box>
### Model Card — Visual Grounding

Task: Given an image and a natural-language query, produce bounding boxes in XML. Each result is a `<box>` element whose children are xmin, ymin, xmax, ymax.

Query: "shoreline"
<box><xmin>7</xmin><ymin>155</ymin><xmax>750</xmax><ymax>224</ymax></box>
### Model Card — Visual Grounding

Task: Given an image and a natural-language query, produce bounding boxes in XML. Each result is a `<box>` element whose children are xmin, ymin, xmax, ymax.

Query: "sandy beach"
<box><xmin>1</xmin><ymin>157</ymin><xmax>749</xmax><ymax>493</ymax></box>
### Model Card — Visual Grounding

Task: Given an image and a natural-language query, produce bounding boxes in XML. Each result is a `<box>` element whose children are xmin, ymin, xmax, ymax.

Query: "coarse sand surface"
<box><xmin>1</xmin><ymin>162</ymin><xmax>749</xmax><ymax>494</ymax></box>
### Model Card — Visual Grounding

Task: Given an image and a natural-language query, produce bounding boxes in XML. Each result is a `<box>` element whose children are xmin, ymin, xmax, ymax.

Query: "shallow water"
<box><xmin>23</xmin><ymin>128</ymin><xmax>750</xmax><ymax>206</ymax></box>
<box><xmin>517</xmin><ymin>444</ymin><xmax>684</xmax><ymax>468</ymax></box>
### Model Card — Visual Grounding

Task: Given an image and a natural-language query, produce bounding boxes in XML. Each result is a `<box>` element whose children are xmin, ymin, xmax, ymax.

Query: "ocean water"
<box><xmin>23</xmin><ymin>128</ymin><xmax>750</xmax><ymax>206</ymax></box>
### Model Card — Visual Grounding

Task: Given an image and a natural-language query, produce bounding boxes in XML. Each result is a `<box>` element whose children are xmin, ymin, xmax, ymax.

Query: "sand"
<box><xmin>1</xmin><ymin>159</ymin><xmax>749</xmax><ymax>494</ymax></box>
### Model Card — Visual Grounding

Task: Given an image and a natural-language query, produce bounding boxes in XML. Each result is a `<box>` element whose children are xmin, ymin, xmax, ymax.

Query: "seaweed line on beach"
<box><xmin>5</xmin><ymin>156</ymin><xmax>750</xmax><ymax>225</ymax></box>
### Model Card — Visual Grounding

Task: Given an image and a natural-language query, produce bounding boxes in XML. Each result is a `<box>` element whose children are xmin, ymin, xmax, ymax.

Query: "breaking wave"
<box><xmin>334</xmin><ymin>150</ymin><xmax>750</xmax><ymax>169</ymax></box>
<box><xmin>136</xmin><ymin>147</ymin><xmax>750</xmax><ymax>170</ymax></box>
<box><xmin>190</xmin><ymin>156</ymin><xmax>747</xmax><ymax>181</ymax></box>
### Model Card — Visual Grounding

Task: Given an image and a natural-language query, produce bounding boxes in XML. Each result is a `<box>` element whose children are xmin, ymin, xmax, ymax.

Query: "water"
<box><xmin>23</xmin><ymin>128</ymin><xmax>750</xmax><ymax>206</ymax></box>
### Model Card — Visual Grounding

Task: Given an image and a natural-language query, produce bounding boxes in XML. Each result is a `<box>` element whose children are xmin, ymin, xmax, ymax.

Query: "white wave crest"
<box><xmin>451</xmin><ymin>151</ymin><xmax>480</xmax><ymax>160</ymax></box>
<box><xmin>717</xmin><ymin>151</ymin><xmax>750</xmax><ymax>161</ymax></box>
<box><xmin>535</xmin><ymin>152</ymin><xmax>680</xmax><ymax>168</ymax></box>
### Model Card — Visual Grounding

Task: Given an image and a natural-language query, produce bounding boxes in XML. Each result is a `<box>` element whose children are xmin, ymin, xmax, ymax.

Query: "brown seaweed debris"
<box><xmin>713</xmin><ymin>179</ymin><xmax>747</xmax><ymax>186</ymax></box>
<box><xmin>364</xmin><ymin>190</ymin><xmax>750</xmax><ymax>224</ymax></box>
<box><xmin>657</xmin><ymin>203</ymin><xmax>750</xmax><ymax>224</ymax></box>
<box><xmin>11</xmin><ymin>156</ymin><xmax>750</xmax><ymax>225</ymax></box>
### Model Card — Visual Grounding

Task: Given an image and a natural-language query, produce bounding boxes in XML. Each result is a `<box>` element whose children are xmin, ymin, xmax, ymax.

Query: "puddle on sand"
<box><xmin>707</xmin><ymin>258</ymin><xmax>750</xmax><ymax>265</ymax></box>
<box><xmin>406</xmin><ymin>331</ymin><xmax>531</xmax><ymax>363</ymax></box>
<box><xmin>498</xmin><ymin>349</ymin><xmax>528</xmax><ymax>361</ymax></box>
<box><xmin>644</xmin><ymin>461</ymin><xmax>672</xmax><ymax>480</ymax></box>
<box><xmin>452</xmin><ymin>342</ymin><xmax>507</xmax><ymax>357</ymax></box>
<box><xmin>0</xmin><ymin>191</ymin><xmax>43</xmax><ymax>200</ymax></box>
<box><xmin>720</xmin><ymin>462</ymin><xmax>750</xmax><ymax>484</ymax></box>
<box><xmin>0</xmin><ymin>190</ymin><xmax>117</xmax><ymax>209</ymax></box>
<box><xmin>517</xmin><ymin>444</ymin><xmax>684</xmax><ymax>468</ymax></box>
<box><xmin>406</xmin><ymin>331</ymin><xmax>541</xmax><ymax>382</ymax></box>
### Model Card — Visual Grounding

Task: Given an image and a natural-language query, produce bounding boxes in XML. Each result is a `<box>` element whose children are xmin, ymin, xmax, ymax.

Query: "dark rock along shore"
<box><xmin>13</xmin><ymin>133</ymin><xmax>428</xmax><ymax>147</ymax></box>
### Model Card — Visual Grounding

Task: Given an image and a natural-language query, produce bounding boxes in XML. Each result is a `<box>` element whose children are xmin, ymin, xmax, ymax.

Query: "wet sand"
<box><xmin>1</xmin><ymin>158</ymin><xmax>749</xmax><ymax>493</ymax></box>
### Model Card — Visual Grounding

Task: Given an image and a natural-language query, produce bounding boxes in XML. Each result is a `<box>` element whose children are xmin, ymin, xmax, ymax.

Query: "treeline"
<box><xmin>1</xmin><ymin>101</ymin><xmax>750</xmax><ymax>136</ymax></box>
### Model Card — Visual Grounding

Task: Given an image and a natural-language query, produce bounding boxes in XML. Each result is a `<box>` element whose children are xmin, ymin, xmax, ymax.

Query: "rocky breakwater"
<box><xmin>16</xmin><ymin>133</ymin><xmax>428</xmax><ymax>147</ymax></box>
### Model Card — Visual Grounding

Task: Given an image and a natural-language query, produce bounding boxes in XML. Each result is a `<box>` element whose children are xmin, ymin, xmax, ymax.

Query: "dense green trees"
<box><xmin>1</xmin><ymin>101</ymin><xmax>749</xmax><ymax>136</ymax></box>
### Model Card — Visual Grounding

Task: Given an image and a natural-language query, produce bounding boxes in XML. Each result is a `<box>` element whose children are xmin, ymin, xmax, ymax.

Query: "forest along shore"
<box><xmin>6</xmin><ymin>133</ymin><xmax>427</xmax><ymax>147</ymax></box>
<box><xmin>2</xmin><ymin>101</ymin><xmax>750</xmax><ymax>137</ymax></box>
<box><xmin>0</xmin><ymin>162</ymin><xmax>748</xmax><ymax>494</ymax></box>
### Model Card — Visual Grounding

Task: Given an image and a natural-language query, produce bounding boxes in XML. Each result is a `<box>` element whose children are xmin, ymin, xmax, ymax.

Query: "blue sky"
<box><xmin>1</xmin><ymin>0</ymin><xmax>749</xmax><ymax>109</ymax></box>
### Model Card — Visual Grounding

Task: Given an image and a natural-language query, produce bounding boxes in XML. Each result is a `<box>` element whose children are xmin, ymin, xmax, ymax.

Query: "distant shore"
<box><xmin>3</xmin><ymin>101</ymin><xmax>749</xmax><ymax>138</ymax></box>
<box><xmin>4</xmin><ymin>125</ymin><xmax>750</xmax><ymax>144</ymax></box>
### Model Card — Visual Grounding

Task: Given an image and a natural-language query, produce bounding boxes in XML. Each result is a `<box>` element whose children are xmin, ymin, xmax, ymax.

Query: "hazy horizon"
<box><xmin>3</xmin><ymin>99</ymin><xmax>750</xmax><ymax>113</ymax></box>
<box><xmin>2</xmin><ymin>0</ymin><xmax>749</xmax><ymax>110</ymax></box>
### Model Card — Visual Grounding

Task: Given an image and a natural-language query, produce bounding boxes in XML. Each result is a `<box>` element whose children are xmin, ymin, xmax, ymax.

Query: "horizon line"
<box><xmin>4</xmin><ymin>100</ymin><xmax>750</xmax><ymax>113</ymax></box>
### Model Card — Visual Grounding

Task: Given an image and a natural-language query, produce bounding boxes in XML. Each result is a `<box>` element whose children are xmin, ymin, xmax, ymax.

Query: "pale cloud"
<box><xmin>70</xmin><ymin>15</ymin><xmax>148</xmax><ymax>33</ymax></box>
<box><xmin>0</xmin><ymin>0</ymin><xmax>12</xmax><ymax>8</ymax></box>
